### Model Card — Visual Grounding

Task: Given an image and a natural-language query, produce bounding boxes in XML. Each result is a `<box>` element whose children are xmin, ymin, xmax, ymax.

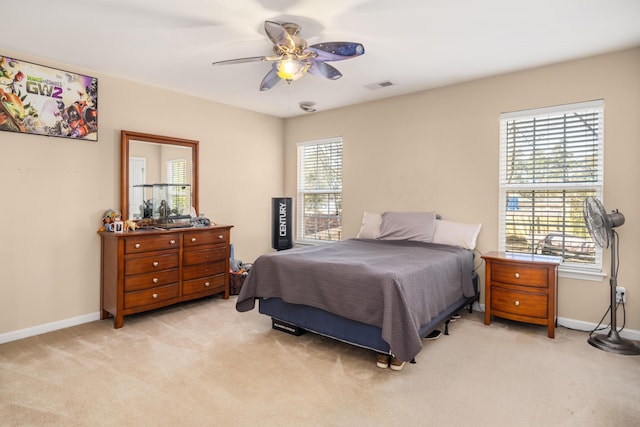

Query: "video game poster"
<box><xmin>0</xmin><ymin>54</ymin><xmax>98</xmax><ymax>141</ymax></box>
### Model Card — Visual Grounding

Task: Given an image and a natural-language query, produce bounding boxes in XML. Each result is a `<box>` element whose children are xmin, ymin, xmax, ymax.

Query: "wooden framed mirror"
<box><xmin>120</xmin><ymin>130</ymin><xmax>199</xmax><ymax>223</ymax></box>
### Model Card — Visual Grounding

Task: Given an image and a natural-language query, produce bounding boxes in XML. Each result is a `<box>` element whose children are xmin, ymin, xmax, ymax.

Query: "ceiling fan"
<box><xmin>212</xmin><ymin>20</ymin><xmax>365</xmax><ymax>91</ymax></box>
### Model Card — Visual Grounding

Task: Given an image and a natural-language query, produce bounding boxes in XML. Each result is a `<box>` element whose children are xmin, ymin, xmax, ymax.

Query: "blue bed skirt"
<box><xmin>259</xmin><ymin>272</ymin><xmax>479</xmax><ymax>355</ymax></box>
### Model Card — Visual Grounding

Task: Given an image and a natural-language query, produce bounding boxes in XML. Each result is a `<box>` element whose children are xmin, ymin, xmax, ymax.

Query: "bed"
<box><xmin>236</xmin><ymin>212</ymin><xmax>481</xmax><ymax>362</ymax></box>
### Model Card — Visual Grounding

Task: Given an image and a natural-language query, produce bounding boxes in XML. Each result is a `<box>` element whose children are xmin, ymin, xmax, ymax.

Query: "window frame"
<box><xmin>296</xmin><ymin>136</ymin><xmax>343</xmax><ymax>244</ymax></box>
<box><xmin>498</xmin><ymin>100</ymin><xmax>605</xmax><ymax>279</ymax></box>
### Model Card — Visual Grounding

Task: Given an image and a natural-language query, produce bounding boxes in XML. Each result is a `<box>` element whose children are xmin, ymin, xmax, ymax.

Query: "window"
<box><xmin>499</xmin><ymin>100</ymin><xmax>604</xmax><ymax>273</ymax></box>
<box><xmin>297</xmin><ymin>137</ymin><xmax>343</xmax><ymax>242</ymax></box>
<box><xmin>166</xmin><ymin>158</ymin><xmax>189</xmax><ymax>215</ymax></box>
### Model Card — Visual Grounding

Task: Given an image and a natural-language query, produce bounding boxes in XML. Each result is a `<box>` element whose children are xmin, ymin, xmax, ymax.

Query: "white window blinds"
<box><xmin>166</xmin><ymin>158</ymin><xmax>189</xmax><ymax>215</ymax></box>
<box><xmin>499</xmin><ymin>100</ymin><xmax>604</xmax><ymax>269</ymax></box>
<box><xmin>297</xmin><ymin>137</ymin><xmax>343</xmax><ymax>242</ymax></box>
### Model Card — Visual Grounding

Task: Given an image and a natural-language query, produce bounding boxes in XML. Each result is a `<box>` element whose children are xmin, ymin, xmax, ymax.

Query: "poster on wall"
<box><xmin>0</xmin><ymin>54</ymin><xmax>98</xmax><ymax>141</ymax></box>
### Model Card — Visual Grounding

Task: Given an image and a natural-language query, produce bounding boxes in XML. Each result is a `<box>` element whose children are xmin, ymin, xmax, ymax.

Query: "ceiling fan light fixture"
<box><xmin>276</xmin><ymin>58</ymin><xmax>309</xmax><ymax>82</ymax></box>
<box><xmin>213</xmin><ymin>20</ymin><xmax>365</xmax><ymax>91</ymax></box>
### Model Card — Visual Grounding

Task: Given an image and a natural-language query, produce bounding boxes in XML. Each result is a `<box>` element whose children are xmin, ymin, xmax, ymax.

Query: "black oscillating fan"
<box><xmin>583</xmin><ymin>196</ymin><xmax>640</xmax><ymax>355</ymax></box>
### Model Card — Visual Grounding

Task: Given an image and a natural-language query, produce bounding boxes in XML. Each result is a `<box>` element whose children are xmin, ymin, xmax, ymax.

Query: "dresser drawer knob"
<box><xmin>135</xmin><ymin>243</ymin><xmax>141</xmax><ymax>249</ymax></box>
<box><xmin>191</xmin><ymin>237</ymin><xmax>197</xmax><ymax>242</ymax></box>
<box><xmin>514</xmin><ymin>273</ymin><xmax>520</xmax><ymax>279</ymax></box>
<box><xmin>152</xmin><ymin>278</ymin><xmax>159</xmax><ymax>283</ymax></box>
<box><xmin>152</xmin><ymin>261</ymin><xmax>159</xmax><ymax>267</ymax></box>
<box><xmin>514</xmin><ymin>300</ymin><xmax>520</xmax><ymax>306</ymax></box>
<box><xmin>169</xmin><ymin>240</ymin><xmax>176</xmax><ymax>245</ymax></box>
<box><xmin>204</xmin><ymin>282</ymin><xmax>210</xmax><ymax>287</ymax></box>
<box><xmin>152</xmin><ymin>293</ymin><xmax>158</xmax><ymax>299</ymax></box>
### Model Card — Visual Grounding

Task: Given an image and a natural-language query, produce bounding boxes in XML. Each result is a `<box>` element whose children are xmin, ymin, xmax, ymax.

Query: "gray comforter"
<box><xmin>236</xmin><ymin>239</ymin><xmax>474</xmax><ymax>362</ymax></box>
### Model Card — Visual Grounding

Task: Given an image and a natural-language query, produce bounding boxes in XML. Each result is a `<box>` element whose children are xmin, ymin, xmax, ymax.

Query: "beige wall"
<box><xmin>284</xmin><ymin>47</ymin><xmax>640</xmax><ymax>331</ymax></box>
<box><xmin>0</xmin><ymin>49</ymin><xmax>283</xmax><ymax>335</ymax></box>
<box><xmin>2</xmin><ymin>47</ymin><xmax>638</xmax><ymax>338</ymax></box>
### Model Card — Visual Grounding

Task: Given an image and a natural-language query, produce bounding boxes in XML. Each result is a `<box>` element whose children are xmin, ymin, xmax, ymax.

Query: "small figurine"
<box><xmin>124</xmin><ymin>219</ymin><xmax>138</xmax><ymax>232</ymax></box>
<box><xmin>158</xmin><ymin>200</ymin><xmax>171</xmax><ymax>218</ymax></box>
<box><xmin>100</xmin><ymin>209</ymin><xmax>122</xmax><ymax>232</ymax></box>
<box><xmin>142</xmin><ymin>199</ymin><xmax>153</xmax><ymax>218</ymax></box>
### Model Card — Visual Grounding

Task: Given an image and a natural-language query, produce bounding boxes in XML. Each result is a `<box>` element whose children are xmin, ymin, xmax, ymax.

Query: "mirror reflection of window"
<box><xmin>166</xmin><ymin>159</ymin><xmax>189</xmax><ymax>216</ymax></box>
<box><xmin>129</xmin><ymin>157</ymin><xmax>146</xmax><ymax>219</ymax></box>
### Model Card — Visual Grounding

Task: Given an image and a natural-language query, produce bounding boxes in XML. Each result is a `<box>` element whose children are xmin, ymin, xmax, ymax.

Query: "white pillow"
<box><xmin>356</xmin><ymin>212</ymin><xmax>382</xmax><ymax>239</ymax></box>
<box><xmin>377</xmin><ymin>211</ymin><xmax>436</xmax><ymax>243</ymax></box>
<box><xmin>433</xmin><ymin>219</ymin><xmax>482</xmax><ymax>250</ymax></box>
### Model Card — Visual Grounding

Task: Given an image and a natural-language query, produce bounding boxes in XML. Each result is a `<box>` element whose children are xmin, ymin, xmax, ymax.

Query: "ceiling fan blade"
<box><xmin>260</xmin><ymin>66</ymin><xmax>281</xmax><ymax>91</ymax></box>
<box><xmin>308</xmin><ymin>61</ymin><xmax>342</xmax><ymax>80</ymax></box>
<box><xmin>212</xmin><ymin>56</ymin><xmax>266</xmax><ymax>66</ymax></box>
<box><xmin>309</xmin><ymin>42</ymin><xmax>365</xmax><ymax>62</ymax></box>
<box><xmin>264</xmin><ymin>21</ymin><xmax>296</xmax><ymax>52</ymax></box>
<box><xmin>212</xmin><ymin>56</ymin><xmax>281</xmax><ymax>66</ymax></box>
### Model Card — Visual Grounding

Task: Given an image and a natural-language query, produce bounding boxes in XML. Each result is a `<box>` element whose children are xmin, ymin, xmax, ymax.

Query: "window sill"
<box><xmin>294</xmin><ymin>239</ymin><xmax>339</xmax><ymax>248</ymax></box>
<box><xmin>558</xmin><ymin>266</ymin><xmax>606</xmax><ymax>282</ymax></box>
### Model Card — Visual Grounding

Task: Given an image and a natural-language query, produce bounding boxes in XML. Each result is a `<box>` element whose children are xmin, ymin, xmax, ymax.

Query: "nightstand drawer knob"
<box><xmin>135</xmin><ymin>243</ymin><xmax>141</xmax><ymax>249</ymax></box>
<box><xmin>153</xmin><ymin>278</ymin><xmax>159</xmax><ymax>283</ymax></box>
<box><xmin>514</xmin><ymin>300</ymin><xmax>520</xmax><ymax>306</ymax></box>
<box><xmin>204</xmin><ymin>282</ymin><xmax>210</xmax><ymax>287</ymax></box>
<box><xmin>152</xmin><ymin>261</ymin><xmax>159</xmax><ymax>267</ymax></box>
<box><xmin>152</xmin><ymin>293</ymin><xmax>158</xmax><ymax>299</ymax></box>
<box><xmin>514</xmin><ymin>273</ymin><xmax>520</xmax><ymax>279</ymax></box>
<box><xmin>169</xmin><ymin>240</ymin><xmax>176</xmax><ymax>245</ymax></box>
<box><xmin>191</xmin><ymin>237</ymin><xmax>197</xmax><ymax>242</ymax></box>
<box><xmin>218</xmin><ymin>235</ymin><xmax>224</xmax><ymax>239</ymax></box>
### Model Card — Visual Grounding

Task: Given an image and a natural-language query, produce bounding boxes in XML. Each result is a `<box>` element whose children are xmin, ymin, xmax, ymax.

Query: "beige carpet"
<box><xmin>1</xmin><ymin>296</ymin><xmax>639</xmax><ymax>426</ymax></box>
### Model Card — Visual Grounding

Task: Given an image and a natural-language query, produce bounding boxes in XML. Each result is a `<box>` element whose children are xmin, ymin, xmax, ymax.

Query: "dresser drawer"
<box><xmin>124</xmin><ymin>284</ymin><xmax>179</xmax><ymax>309</ymax></box>
<box><xmin>125</xmin><ymin>254</ymin><xmax>179</xmax><ymax>275</ymax></box>
<box><xmin>491</xmin><ymin>263</ymin><xmax>548</xmax><ymax>288</ymax></box>
<box><xmin>183</xmin><ymin>274</ymin><xmax>225</xmax><ymax>296</ymax></box>
<box><xmin>125</xmin><ymin>270</ymin><xmax>179</xmax><ymax>292</ymax></box>
<box><xmin>183</xmin><ymin>230</ymin><xmax>228</xmax><ymax>248</ymax></box>
<box><xmin>183</xmin><ymin>260</ymin><xmax>226</xmax><ymax>281</ymax></box>
<box><xmin>491</xmin><ymin>287</ymin><xmax>547</xmax><ymax>319</ymax></box>
<box><xmin>125</xmin><ymin>235</ymin><xmax>179</xmax><ymax>254</ymax></box>
<box><xmin>183</xmin><ymin>247</ymin><xmax>226</xmax><ymax>266</ymax></box>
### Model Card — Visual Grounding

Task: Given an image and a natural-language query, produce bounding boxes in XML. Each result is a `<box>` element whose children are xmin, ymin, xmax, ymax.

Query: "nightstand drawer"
<box><xmin>491</xmin><ymin>287</ymin><xmax>548</xmax><ymax>319</ymax></box>
<box><xmin>491</xmin><ymin>263</ymin><xmax>548</xmax><ymax>288</ymax></box>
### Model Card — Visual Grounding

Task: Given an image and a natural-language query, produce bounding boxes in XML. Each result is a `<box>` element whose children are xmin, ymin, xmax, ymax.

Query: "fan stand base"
<box><xmin>588</xmin><ymin>332</ymin><xmax>640</xmax><ymax>355</ymax></box>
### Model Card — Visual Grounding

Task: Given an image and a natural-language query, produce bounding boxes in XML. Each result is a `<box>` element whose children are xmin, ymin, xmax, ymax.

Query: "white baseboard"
<box><xmin>477</xmin><ymin>303</ymin><xmax>640</xmax><ymax>341</ymax></box>
<box><xmin>2</xmin><ymin>307</ymin><xmax>639</xmax><ymax>345</ymax></box>
<box><xmin>556</xmin><ymin>316</ymin><xmax>640</xmax><ymax>341</ymax></box>
<box><xmin>0</xmin><ymin>312</ymin><xmax>101</xmax><ymax>345</ymax></box>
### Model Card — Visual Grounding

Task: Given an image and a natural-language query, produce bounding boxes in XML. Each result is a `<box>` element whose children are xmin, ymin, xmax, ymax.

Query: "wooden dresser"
<box><xmin>482</xmin><ymin>251</ymin><xmax>562</xmax><ymax>338</ymax></box>
<box><xmin>99</xmin><ymin>225</ymin><xmax>233</xmax><ymax>328</ymax></box>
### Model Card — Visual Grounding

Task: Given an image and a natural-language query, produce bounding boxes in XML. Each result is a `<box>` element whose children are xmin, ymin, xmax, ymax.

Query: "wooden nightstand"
<box><xmin>482</xmin><ymin>251</ymin><xmax>562</xmax><ymax>338</ymax></box>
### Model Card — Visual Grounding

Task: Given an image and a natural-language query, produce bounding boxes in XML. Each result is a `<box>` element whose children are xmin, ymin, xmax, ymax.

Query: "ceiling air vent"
<box><xmin>365</xmin><ymin>80</ymin><xmax>394</xmax><ymax>90</ymax></box>
<box><xmin>299</xmin><ymin>102</ymin><xmax>317</xmax><ymax>113</ymax></box>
